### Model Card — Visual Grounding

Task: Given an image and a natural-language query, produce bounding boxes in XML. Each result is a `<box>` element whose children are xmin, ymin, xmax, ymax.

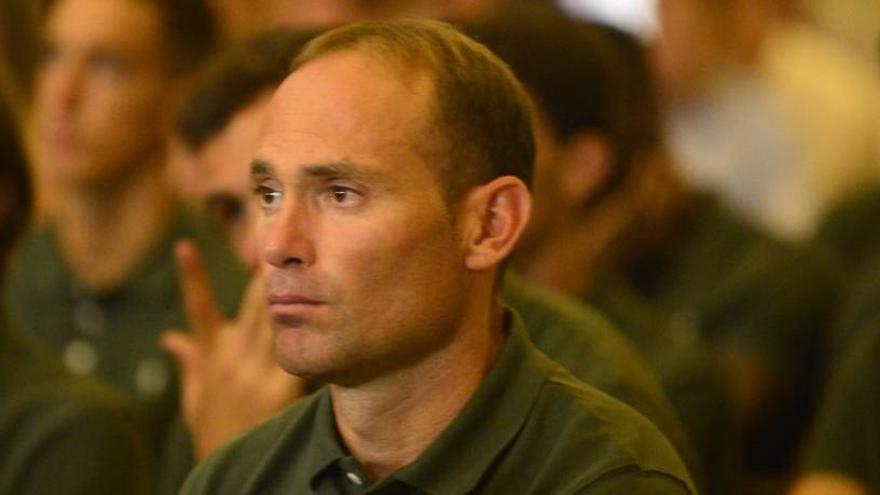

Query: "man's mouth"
<box><xmin>267</xmin><ymin>293</ymin><xmax>326</xmax><ymax>326</ymax></box>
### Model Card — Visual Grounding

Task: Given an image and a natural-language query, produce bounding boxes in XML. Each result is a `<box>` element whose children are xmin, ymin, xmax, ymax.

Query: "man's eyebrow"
<box><xmin>251</xmin><ymin>158</ymin><xmax>383</xmax><ymax>182</ymax></box>
<box><xmin>251</xmin><ymin>159</ymin><xmax>274</xmax><ymax>179</ymax></box>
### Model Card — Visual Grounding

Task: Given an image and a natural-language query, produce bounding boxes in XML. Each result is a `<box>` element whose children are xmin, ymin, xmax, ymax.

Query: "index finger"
<box><xmin>175</xmin><ymin>239</ymin><xmax>224</xmax><ymax>344</ymax></box>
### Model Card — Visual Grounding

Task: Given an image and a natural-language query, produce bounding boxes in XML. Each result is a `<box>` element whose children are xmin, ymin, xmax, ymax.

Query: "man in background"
<box><xmin>4</xmin><ymin>0</ymin><xmax>246</xmax><ymax>461</ymax></box>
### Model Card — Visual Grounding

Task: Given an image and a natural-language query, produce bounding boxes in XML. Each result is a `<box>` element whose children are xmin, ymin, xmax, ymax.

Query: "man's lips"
<box><xmin>267</xmin><ymin>294</ymin><xmax>325</xmax><ymax>327</ymax></box>
<box><xmin>267</xmin><ymin>294</ymin><xmax>323</xmax><ymax>306</ymax></box>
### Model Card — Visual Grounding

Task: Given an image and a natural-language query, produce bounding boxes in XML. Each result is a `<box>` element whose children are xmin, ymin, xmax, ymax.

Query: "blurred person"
<box><xmin>787</xmin><ymin>324</ymin><xmax>880</xmax><ymax>495</ymax></box>
<box><xmin>182</xmin><ymin>19</ymin><xmax>695</xmax><ymax>494</ymax></box>
<box><xmin>0</xmin><ymin>0</ymin><xmax>41</xmax><ymax>120</ymax></box>
<box><xmin>206</xmin><ymin>0</ymin><xmax>370</xmax><ymax>42</ymax></box>
<box><xmin>205</xmin><ymin>0</ymin><xmax>536</xmax><ymax>44</ymax></box>
<box><xmin>0</xmin><ymin>93</ymin><xmax>149</xmax><ymax>494</ymax></box>
<box><xmin>164</xmin><ymin>26</ymin><xmax>691</xmax><ymax>485</ymax></box>
<box><xmin>655</xmin><ymin>0</ymin><xmax>880</xmax><ymax>241</ymax></box>
<box><xmin>800</xmin><ymin>0</ymin><xmax>880</xmax><ymax>67</ymax></box>
<box><xmin>473</xmin><ymin>4</ymin><xmax>841</xmax><ymax>488</ymax></box>
<box><xmin>3</xmin><ymin>0</ymin><xmax>247</xmax><ymax>460</ymax></box>
<box><xmin>469</xmin><ymin>9</ymin><xmax>736</xmax><ymax>493</ymax></box>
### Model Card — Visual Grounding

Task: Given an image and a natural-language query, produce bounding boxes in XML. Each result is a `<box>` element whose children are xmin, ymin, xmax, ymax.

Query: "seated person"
<box><xmin>163</xmin><ymin>26</ymin><xmax>688</xmax><ymax>479</ymax></box>
<box><xmin>467</xmin><ymin>9</ymin><xmax>736</xmax><ymax>493</ymax></box>
<box><xmin>3</xmin><ymin>0</ymin><xmax>247</xmax><ymax>458</ymax></box>
<box><xmin>182</xmin><ymin>20</ymin><xmax>694</xmax><ymax>493</ymax></box>
<box><xmin>0</xmin><ymin>94</ymin><xmax>148</xmax><ymax>494</ymax></box>
<box><xmin>789</xmin><ymin>324</ymin><xmax>880</xmax><ymax>495</ymax></box>
<box><xmin>472</xmin><ymin>4</ymin><xmax>840</xmax><ymax>482</ymax></box>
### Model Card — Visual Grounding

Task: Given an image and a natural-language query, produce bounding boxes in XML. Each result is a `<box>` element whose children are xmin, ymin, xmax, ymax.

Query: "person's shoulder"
<box><xmin>517</xmin><ymin>352</ymin><xmax>695</xmax><ymax>494</ymax></box>
<box><xmin>181</xmin><ymin>391</ymin><xmax>322</xmax><ymax>495</ymax></box>
<box><xmin>502</xmin><ymin>274</ymin><xmax>650</xmax><ymax>377</ymax></box>
<box><xmin>0</xmin><ymin>352</ymin><xmax>149</xmax><ymax>494</ymax></box>
<box><xmin>502</xmin><ymin>276</ymin><xmax>687</xmax><ymax>456</ymax></box>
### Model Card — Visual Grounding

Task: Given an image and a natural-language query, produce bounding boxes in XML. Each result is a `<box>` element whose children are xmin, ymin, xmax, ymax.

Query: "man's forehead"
<box><xmin>256</xmin><ymin>49</ymin><xmax>438</xmax><ymax>163</ymax></box>
<box><xmin>48</xmin><ymin>0</ymin><xmax>162</xmax><ymax>41</ymax></box>
<box><xmin>269</xmin><ymin>49</ymin><xmax>434</xmax><ymax>125</ymax></box>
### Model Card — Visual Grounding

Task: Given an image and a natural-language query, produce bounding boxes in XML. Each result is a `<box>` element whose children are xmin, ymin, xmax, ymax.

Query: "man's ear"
<box><xmin>461</xmin><ymin>176</ymin><xmax>532</xmax><ymax>272</ymax></box>
<box><xmin>560</xmin><ymin>132</ymin><xmax>614</xmax><ymax>206</ymax></box>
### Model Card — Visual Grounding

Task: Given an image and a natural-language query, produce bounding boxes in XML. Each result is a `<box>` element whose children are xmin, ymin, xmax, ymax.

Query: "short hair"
<box><xmin>292</xmin><ymin>19</ymin><xmax>535</xmax><ymax>201</ymax></box>
<box><xmin>40</xmin><ymin>0</ymin><xmax>218</xmax><ymax>74</ymax></box>
<box><xmin>0</xmin><ymin>95</ymin><xmax>32</xmax><ymax>274</ymax></box>
<box><xmin>177</xmin><ymin>29</ymin><xmax>318</xmax><ymax>151</ymax></box>
<box><xmin>467</xmin><ymin>6</ymin><xmax>661</xmax><ymax>198</ymax></box>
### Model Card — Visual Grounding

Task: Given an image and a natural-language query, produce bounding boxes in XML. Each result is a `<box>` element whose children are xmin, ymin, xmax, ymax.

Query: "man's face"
<box><xmin>252</xmin><ymin>50</ymin><xmax>471</xmax><ymax>385</ymax></box>
<box><xmin>195</xmin><ymin>93</ymin><xmax>274</xmax><ymax>272</ymax></box>
<box><xmin>35</xmin><ymin>0</ymin><xmax>169</xmax><ymax>190</ymax></box>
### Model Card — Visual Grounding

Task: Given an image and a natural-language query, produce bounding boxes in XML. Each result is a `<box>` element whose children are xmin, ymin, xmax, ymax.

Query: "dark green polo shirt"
<box><xmin>157</xmin><ymin>277</ymin><xmax>691</xmax><ymax>495</ymax></box>
<box><xmin>3</xmin><ymin>206</ymin><xmax>247</xmax><ymax>456</ymax></box>
<box><xmin>802</xmin><ymin>325</ymin><xmax>880</xmax><ymax>492</ymax></box>
<box><xmin>182</xmin><ymin>311</ymin><xmax>695</xmax><ymax>494</ymax></box>
<box><xmin>0</xmin><ymin>322</ymin><xmax>149</xmax><ymax>494</ymax></box>
<box><xmin>501</xmin><ymin>275</ymin><xmax>696</xmax><ymax>478</ymax></box>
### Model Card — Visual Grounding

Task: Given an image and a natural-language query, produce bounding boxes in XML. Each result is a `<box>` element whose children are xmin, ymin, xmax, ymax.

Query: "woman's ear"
<box><xmin>460</xmin><ymin>176</ymin><xmax>532</xmax><ymax>272</ymax></box>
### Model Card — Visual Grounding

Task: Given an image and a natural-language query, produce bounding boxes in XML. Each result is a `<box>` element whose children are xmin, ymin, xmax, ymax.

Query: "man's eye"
<box><xmin>325</xmin><ymin>185</ymin><xmax>362</xmax><ymax>207</ymax></box>
<box><xmin>254</xmin><ymin>186</ymin><xmax>282</xmax><ymax>209</ymax></box>
<box><xmin>89</xmin><ymin>52</ymin><xmax>131</xmax><ymax>78</ymax></box>
<box><xmin>40</xmin><ymin>43</ymin><xmax>60</xmax><ymax>67</ymax></box>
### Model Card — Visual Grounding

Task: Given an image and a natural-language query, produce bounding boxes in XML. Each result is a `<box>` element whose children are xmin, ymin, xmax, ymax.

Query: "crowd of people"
<box><xmin>1</xmin><ymin>0</ymin><xmax>879</xmax><ymax>494</ymax></box>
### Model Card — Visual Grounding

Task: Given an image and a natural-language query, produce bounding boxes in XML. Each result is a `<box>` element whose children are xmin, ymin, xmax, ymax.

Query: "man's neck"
<box><xmin>54</xmin><ymin>164</ymin><xmax>174</xmax><ymax>293</ymax></box>
<box><xmin>330</xmin><ymin>302</ymin><xmax>505</xmax><ymax>483</ymax></box>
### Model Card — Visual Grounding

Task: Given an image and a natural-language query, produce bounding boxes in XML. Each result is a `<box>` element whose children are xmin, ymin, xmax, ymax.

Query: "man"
<box><xmin>4</xmin><ymin>0</ymin><xmax>246</xmax><ymax>457</ymax></box>
<box><xmin>183</xmin><ymin>20</ymin><xmax>694</xmax><ymax>493</ymax></box>
<box><xmin>167</xmin><ymin>26</ymin><xmax>689</xmax><ymax>468</ymax></box>
<box><xmin>0</xmin><ymin>93</ymin><xmax>149</xmax><ymax>494</ymax></box>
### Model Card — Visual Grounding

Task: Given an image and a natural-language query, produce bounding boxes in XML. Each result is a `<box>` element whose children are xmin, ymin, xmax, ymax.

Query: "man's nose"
<box><xmin>40</xmin><ymin>56</ymin><xmax>86</xmax><ymax>113</ymax></box>
<box><xmin>262</xmin><ymin>202</ymin><xmax>317</xmax><ymax>269</ymax></box>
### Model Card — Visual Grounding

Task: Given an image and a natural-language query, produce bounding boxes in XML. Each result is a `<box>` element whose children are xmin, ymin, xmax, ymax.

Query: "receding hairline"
<box><xmin>284</xmin><ymin>43</ymin><xmax>452</xmax><ymax>187</ymax></box>
<box><xmin>282</xmin><ymin>19</ymin><xmax>536</xmax><ymax>205</ymax></box>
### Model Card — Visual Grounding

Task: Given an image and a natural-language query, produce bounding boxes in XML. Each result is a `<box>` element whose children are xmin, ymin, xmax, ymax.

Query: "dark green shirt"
<box><xmin>611</xmin><ymin>196</ymin><xmax>840</xmax><ymax>473</ymax></box>
<box><xmin>0</xmin><ymin>323</ymin><xmax>149</xmax><ymax>494</ymax></box>
<box><xmin>159</xmin><ymin>277</ymin><xmax>690</xmax><ymax>495</ymax></box>
<box><xmin>815</xmin><ymin>187</ymin><xmax>880</xmax><ymax>277</ymax></box>
<box><xmin>3</xmin><ymin>207</ymin><xmax>247</xmax><ymax>455</ymax></box>
<box><xmin>501</xmin><ymin>275</ymin><xmax>694</xmax><ymax>472</ymax></box>
<box><xmin>830</xmin><ymin>252</ymin><xmax>880</xmax><ymax>355</ymax></box>
<box><xmin>802</xmin><ymin>325</ymin><xmax>880</xmax><ymax>492</ymax></box>
<box><xmin>588</xmin><ymin>270</ymin><xmax>738</xmax><ymax>495</ymax></box>
<box><xmin>182</xmin><ymin>311</ymin><xmax>695</xmax><ymax>494</ymax></box>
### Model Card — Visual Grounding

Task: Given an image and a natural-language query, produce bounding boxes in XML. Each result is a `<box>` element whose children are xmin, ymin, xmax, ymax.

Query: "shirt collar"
<box><xmin>305</xmin><ymin>389</ymin><xmax>351</xmax><ymax>488</ymax></box>
<box><xmin>303</xmin><ymin>309</ymin><xmax>547</xmax><ymax>494</ymax></box>
<box><xmin>386</xmin><ymin>309</ymin><xmax>547</xmax><ymax>494</ymax></box>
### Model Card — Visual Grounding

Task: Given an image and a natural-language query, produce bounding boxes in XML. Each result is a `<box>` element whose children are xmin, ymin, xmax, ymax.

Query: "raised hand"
<box><xmin>162</xmin><ymin>240</ymin><xmax>307</xmax><ymax>461</ymax></box>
